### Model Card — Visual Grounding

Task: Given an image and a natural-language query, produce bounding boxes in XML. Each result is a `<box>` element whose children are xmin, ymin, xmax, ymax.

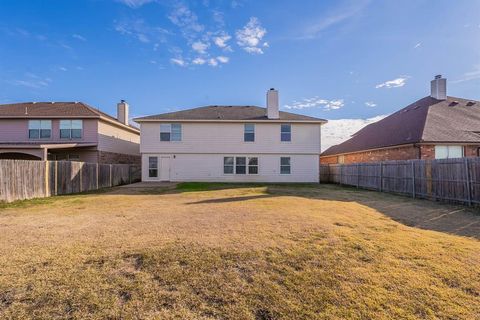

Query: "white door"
<box><xmin>159</xmin><ymin>156</ymin><xmax>171</xmax><ymax>181</ymax></box>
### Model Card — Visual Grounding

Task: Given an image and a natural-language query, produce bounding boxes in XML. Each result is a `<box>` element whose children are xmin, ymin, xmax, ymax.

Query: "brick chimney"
<box><xmin>266</xmin><ymin>88</ymin><xmax>279</xmax><ymax>119</ymax></box>
<box><xmin>430</xmin><ymin>75</ymin><xmax>447</xmax><ymax>100</ymax></box>
<box><xmin>117</xmin><ymin>100</ymin><xmax>129</xmax><ymax>125</ymax></box>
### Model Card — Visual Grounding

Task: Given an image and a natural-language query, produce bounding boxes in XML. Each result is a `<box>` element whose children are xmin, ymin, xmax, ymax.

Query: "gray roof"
<box><xmin>0</xmin><ymin>102</ymin><xmax>139</xmax><ymax>131</ymax></box>
<box><xmin>322</xmin><ymin>96</ymin><xmax>480</xmax><ymax>156</ymax></box>
<box><xmin>135</xmin><ymin>105</ymin><xmax>326</xmax><ymax>122</ymax></box>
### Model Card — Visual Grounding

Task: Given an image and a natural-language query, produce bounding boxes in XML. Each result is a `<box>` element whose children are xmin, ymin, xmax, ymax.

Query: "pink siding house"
<box><xmin>0</xmin><ymin>101</ymin><xmax>140</xmax><ymax>164</ymax></box>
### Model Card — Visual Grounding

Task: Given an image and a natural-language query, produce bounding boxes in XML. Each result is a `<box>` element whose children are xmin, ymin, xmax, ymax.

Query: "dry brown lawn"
<box><xmin>0</xmin><ymin>183</ymin><xmax>479</xmax><ymax>319</ymax></box>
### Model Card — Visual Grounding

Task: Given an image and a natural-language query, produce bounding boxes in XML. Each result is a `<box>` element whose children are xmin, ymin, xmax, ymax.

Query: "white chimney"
<box><xmin>266</xmin><ymin>88</ymin><xmax>279</xmax><ymax>119</ymax></box>
<box><xmin>430</xmin><ymin>75</ymin><xmax>447</xmax><ymax>100</ymax></box>
<box><xmin>117</xmin><ymin>100</ymin><xmax>129</xmax><ymax>125</ymax></box>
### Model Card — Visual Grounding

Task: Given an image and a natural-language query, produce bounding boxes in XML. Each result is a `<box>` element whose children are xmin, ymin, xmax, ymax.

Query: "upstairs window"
<box><xmin>60</xmin><ymin>120</ymin><xmax>82</xmax><ymax>139</ymax></box>
<box><xmin>29</xmin><ymin>120</ymin><xmax>51</xmax><ymax>139</ymax></box>
<box><xmin>280</xmin><ymin>157</ymin><xmax>291</xmax><ymax>174</ymax></box>
<box><xmin>160</xmin><ymin>123</ymin><xmax>182</xmax><ymax>141</ymax></box>
<box><xmin>435</xmin><ymin>145</ymin><xmax>464</xmax><ymax>159</ymax></box>
<box><xmin>281</xmin><ymin>124</ymin><xmax>291</xmax><ymax>142</ymax></box>
<box><xmin>244</xmin><ymin>123</ymin><xmax>255</xmax><ymax>142</ymax></box>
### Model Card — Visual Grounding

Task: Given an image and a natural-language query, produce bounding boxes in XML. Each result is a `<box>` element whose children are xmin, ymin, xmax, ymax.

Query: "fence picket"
<box><xmin>0</xmin><ymin>160</ymin><xmax>141</xmax><ymax>203</ymax></box>
<box><xmin>320</xmin><ymin>157</ymin><xmax>479</xmax><ymax>206</ymax></box>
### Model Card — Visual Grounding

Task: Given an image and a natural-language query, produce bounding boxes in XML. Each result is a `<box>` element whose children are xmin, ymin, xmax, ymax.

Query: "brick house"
<box><xmin>320</xmin><ymin>75</ymin><xmax>480</xmax><ymax>164</ymax></box>
<box><xmin>0</xmin><ymin>100</ymin><xmax>140</xmax><ymax>164</ymax></box>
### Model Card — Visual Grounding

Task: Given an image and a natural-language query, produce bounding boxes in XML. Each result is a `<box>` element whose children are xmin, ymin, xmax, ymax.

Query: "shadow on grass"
<box><xmin>120</xmin><ymin>182</ymin><xmax>480</xmax><ymax>239</ymax></box>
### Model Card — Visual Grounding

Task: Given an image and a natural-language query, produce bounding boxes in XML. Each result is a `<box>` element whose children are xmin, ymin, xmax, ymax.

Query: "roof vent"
<box><xmin>467</xmin><ymin>101</ymin><xmax>476</xmax><ymax>106</ymax></box>
<box><xmin>51</xmin><ymin>102</ymin><xmax>55</xmax><ymax>104</ymax></box>
<box><xmin>449</xmin><ymin>101</ymin><xmax>459</xmax><ymax>107</ymax></box>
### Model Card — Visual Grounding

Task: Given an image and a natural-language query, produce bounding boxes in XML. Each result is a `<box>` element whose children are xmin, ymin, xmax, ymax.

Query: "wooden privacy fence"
<box><xmin>0</xmin><ymin>160</ymin><xmax>141</xmax><ymax>203</ymax></box>
<box><xmin>320</xmin><ymin>158</ymin><xmax>480</xmax><ymax>206</ymax></box>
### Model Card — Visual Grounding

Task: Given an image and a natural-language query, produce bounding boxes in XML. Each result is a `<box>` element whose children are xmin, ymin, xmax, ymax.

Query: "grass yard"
<box><xmin>0</xmin><ymin>183</ymin><xmax>479</xmax><ymax>319</ymax></box>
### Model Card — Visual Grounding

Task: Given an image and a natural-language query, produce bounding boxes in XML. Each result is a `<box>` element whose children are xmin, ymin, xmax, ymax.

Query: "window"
<box><xmin>338</xmin><ymin>155</ymin><xmax>345</xmax><ymax>164</ymax></box>
<box><xmin>244</xmin><ymin>123</ymin><xmax>255</xmax><ymax>142</ymax></box>
<box><xmin>28</xmin><ymin>120</ymin><xmax>51</xmax><ymax>139</ymax></box>
<box><xmin>248</xmin><ymin>157</ymin><xmax>258</xmax><ymax>174</ymax></box>
<box><xmin>280</xmin><ymin>157</ymin><xmax>291</xmax><ymax>174</ymax></box>
<box><xmin>281</xmin><ymin>124</ymin><xmax>291</xmax><ymax>142</ymax></box>
<box><xmin>235</xmin><ymin>157</ymin><xmax>246</xmax><ymax>174</ymax></box>
<box><xmin>148</xmin><ymin>157</ymin><xmax>158</xmax><ymax>177</ymax></box>
<box><xmin>60</xmin><ymin>120</ymin><xmax>82</xmax><ymax>139</ymax></box>
<box><xmin>224</xmin><ymin>157</ymin><xmax>234</xmax><ymax>174</ymax></box>
<box><xmin>160</xmin><ymin>124</ymin><xmax>182</xmax><ymax>141</ymax></box>
<box><xmin>435</xmin><ymin>145</ymin><xmax>464</xmax><ymax>159</ymax></box>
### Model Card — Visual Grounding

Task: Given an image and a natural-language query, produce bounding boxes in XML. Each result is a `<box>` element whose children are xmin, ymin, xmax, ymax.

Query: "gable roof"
<box><xmin>134</xmin><ymin>105</ymin><xmax>326</xmax><ymax>123</ymax></box>
<box><xmin>321</xmin><ymin>96</ymin><xmax>480</xmax><ymax>156</ymax></box>
<box><xmin>0</xmin><ymin>102</ymin><xmax>139</xmax><ymax>133</ymax></box>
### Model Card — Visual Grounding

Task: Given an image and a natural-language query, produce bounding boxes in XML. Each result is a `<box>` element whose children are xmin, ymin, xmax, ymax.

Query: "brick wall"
<box><xmin>321</xmin><ymin>144</ymin><xmax>480</xmax><ymax>164</ymax></box>
<box><xmin>98</xmin><ymin>151</ymin><xmax>141</xmax><ymax>165</ymax></box>
<box><xmin>320</xmin><ymin>145</ymin><xmax>420</xmax><ymax>164</ymax></box>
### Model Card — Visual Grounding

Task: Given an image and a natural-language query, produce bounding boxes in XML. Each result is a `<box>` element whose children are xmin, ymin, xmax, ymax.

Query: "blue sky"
<box><xmin>0</xmin><ymin>0</ymin><xmax>479</xmax><ymax>124</ymax></box>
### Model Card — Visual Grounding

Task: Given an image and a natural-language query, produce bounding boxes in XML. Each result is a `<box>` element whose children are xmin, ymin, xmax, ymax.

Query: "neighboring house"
<box><xmin>321</xmin><ymin>75</ymin><xmax>480</xmax><ymax>164</ymax></box>
<box><xmin>134</xmin><ymin>89</ymin><xmax>327</xmax><ymax>182</ymax></box>
<box><xmin>0</xmin><ymin>100</ymin><xmax>140</xmax><ymax>164</ymax></box>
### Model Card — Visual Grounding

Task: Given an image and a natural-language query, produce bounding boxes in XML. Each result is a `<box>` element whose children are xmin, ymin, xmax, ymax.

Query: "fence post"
<box><xmin>411</xmin><ymin>161</ymin><xmax>415</xmax><ymax>199</ymax></box>
<box><xmin>109</xmin><ymin>164</ymin><xmax>113</xmax><ymax>187</ymax></box>
<box><xmin>96</xmin><ymin>163</ymin><xmax>99</xmax><ymax>190</ymax></box>
<box><xmin>44</xmin><ymin>161</ymin><xmax>49</xmax><ymax>197</ymax></box>
<box><xmin>340</xmin><ymin>165</ymin><xmax>343</xmax><ymax>186</ymax></box>
<box><xmin>379</xmin><ymin>162</ymin><xmax>383</xmax><ymax>192</ymax></box>
<box><xmin>54</xmin><ymin>161</ymin><xmax>58</xmax><ymax>196</ymax></box>
<box><xmin>356</xmin><ymin>163</ymin><xmax>360</xmax><ymax>188</ymax></box>
<box><xmin>79</xmin><ymin>163</ymin><xmax>83</xmax><ymax>193</ymax></box>
<box><xmin>464</xmin><ymin>158</ymin><xmax>472</xmax><ymax>206</ymax></box>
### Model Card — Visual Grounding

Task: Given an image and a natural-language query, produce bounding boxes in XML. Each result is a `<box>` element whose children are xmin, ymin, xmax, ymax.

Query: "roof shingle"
<box><xmin>0</xmin><ymin>102</ymin><xmax>139</xmax><ymax>131</ymax></box>
<box><xmin>321</xmin><ymin>96</ymin><xmax>480</xmax><ymax>156</ymax></box>
<box><xmin>134</xmin><ymin>105</ymin><xmax>326</xmax><ymax>122</ymax></box>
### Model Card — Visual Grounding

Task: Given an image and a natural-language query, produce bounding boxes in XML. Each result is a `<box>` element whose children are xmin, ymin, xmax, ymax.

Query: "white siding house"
<box><xmin>135</xmin><ymin>89</ymin><xmax>327</xmax><ymax>182</ymax></box>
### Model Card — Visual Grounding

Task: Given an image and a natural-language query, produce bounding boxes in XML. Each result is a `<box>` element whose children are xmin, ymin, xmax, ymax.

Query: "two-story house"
<box><xmin>134</xmin><ymin>89</ymin><xmax>327</xmax><ymax>182</ymax></box>
<box><xmin>0</xmin><ymin>100</ymin><xmax>140</xmax><ymax>164</ymax></box>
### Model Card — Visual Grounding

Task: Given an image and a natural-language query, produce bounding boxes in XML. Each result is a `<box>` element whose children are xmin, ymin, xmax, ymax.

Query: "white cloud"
<box><xmin>8</xmin><ymin>73</ymin><xmax>51</xmax><ymax>89</ymax></box>
<box><xmin>375</xmin><ymin>76</ymin><xmax>409</xmax><ymax>89</ymax></box>
<box><xmin>284</xmin><ymin>97</ymin><xmax>344</xmax><ymax>111</ymax></box>
<box><xmin>170</xmin><ymin>58</ymin><xmax>187</xmax><ymax>67</ymax></box>
<box><xmin>452</xmin><ymin>65</ymin><xmax>480</xmax><ymax>84</ymax></box>
<box><xmin>217</xmin><ymin>56</ymin><xmax>229</xmax><ymax>63</ymax></box>
<box><xmin>117</xmin><ymin>0</ymin><xmax>154</xmax><ymax>8</ymax></box>
<box><xmin>192</xmin><ymin>57</ymin><xmax>206</xmax><ymax>65</ymax></box>
<box><xmin>236</xmin><ymin>17</ymin><xmax>267</xmax><ymax>54</ymax></box>
<box><xmin>365</xmin><ymin>101</ymin><xmax>376</xmax><ymax>107</ymax></box>
<box><xmin>414</xmin><ymin>42</ymin><xmax>421</xmax><ymax>49</ymax></box>
<box><xmin>208</xmin><ymin>58</ymin><xmax>218</xmax><ymax>67</ymax></box>
<box><xmin>72</xmin><ymin>34</ymin><xmax>86</xmax><ymax>41</ymax></box>
<box><xmin>168</xmin><ymin>4</ymin><xmax>204</xmax><ymax>40</ymax></box>
<box><xmin>59</xmin><ymin>67</ymin><xmax>68</xmax><ymax>72</ymax></box>
<box><xmin>192</xmin><ymin>41</ymin><xmax>209</xmax><ymax>54</ymax></box>
<box><xmin>300</xmin><ymin>0</ymin><xmax>370</xmax><ymax>39</ymax></box>
<box><xmin>214</xmin><ymin>34</ymin><xmax>232</xmax><ymax>50</ymax></box>
<box><xmin>114</xmin><ymin>19</ymin><xmax>170</xmax><ymax>45</ymax></box>
<box><xmin>321</xmin><ymin>115</ymin><xmax>387</xmax><ymax>151</ymax></box>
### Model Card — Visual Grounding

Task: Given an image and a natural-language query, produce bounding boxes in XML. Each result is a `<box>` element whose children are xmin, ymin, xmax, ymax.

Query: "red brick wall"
<box><xmin>321</xmin><ymin>144</ymin><xmax>480</xmax><ymax>164</ymax></box>
<box><xmin>320</xmin><ymin>145</ymin><xmax>420</xmax><ymax>164</ymax></box>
